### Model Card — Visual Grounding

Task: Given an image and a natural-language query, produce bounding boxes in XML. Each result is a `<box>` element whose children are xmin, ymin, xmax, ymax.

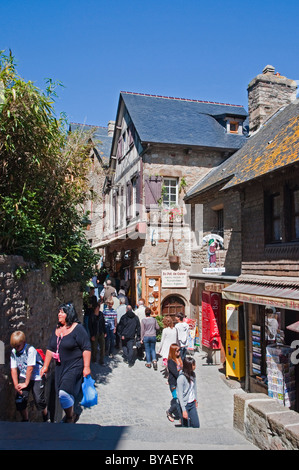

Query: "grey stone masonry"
<box><xmin>247</xmin><ymin>65</ymin><xmax>297</xmax><ymax>134</ymax></box>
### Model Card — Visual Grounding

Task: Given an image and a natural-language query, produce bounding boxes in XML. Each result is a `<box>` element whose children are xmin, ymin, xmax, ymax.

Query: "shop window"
<box><xmin>250</xmin><ymin>306</ymin><xmax>284</xmax><ymax>380</ymax></box>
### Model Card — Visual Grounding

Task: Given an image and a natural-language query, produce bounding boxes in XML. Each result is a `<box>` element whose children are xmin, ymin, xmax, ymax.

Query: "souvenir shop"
<box><xmin>222</xmin><ymin>282</ymin><xmax>299</xmax><ymax>412</ymax></box>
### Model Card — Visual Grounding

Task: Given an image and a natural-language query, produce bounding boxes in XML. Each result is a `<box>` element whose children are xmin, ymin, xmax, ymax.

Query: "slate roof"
<box><xmin>69</xmin><ymin>123</ymin><xmax>112</xmax><ymax>166</ymax></box>
<box><xmin>120</xmin><ymin>92</ymin><xmax>247</xmax><ymax>151</ymax></box>
<box><xmin>185</xmin><ymin>99</ymin><xmax>299</xmax><ymax>199</ymax></box>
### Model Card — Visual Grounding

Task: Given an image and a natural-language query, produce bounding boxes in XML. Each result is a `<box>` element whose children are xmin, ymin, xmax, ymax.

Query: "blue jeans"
<box><xmin>105</xmin><ymin>327</ymin><xmax>115</xmax><ymax>355</ymax></box>
<box><xmin>180</xmin><ymin>347</ymin><xmax>187</xmax><ymax>361</ymax></box>
<box><xmin>184</xmin><ymin>400</ymin><xmax>200</xmax><ymax>428</ymax></box>
<box><xmin>122</xmin><ymin>338</ymin><xmax>135</xmax><ymax>365</ymax></box>
<box><xmin>143</xmin><ymin>336</ymin><xmax>157</xmax><ymax>363</ymax></box>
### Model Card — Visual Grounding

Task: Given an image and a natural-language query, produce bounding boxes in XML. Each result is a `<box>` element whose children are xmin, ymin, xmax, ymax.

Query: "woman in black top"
<box><xmin>41</xmin><ymin>303</ymin><xmax>91</xmax><ymax>423</ymax></box>
<box><xmin>166</xmin><ymin>343</ymin><xmax>183</xmax><ymax>422</ymax></box>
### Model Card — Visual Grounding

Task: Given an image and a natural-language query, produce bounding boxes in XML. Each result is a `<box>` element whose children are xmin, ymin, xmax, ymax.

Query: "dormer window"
<box><xmin>229</xmin><ymin>121</ymin><xmax>239</xmax><ymax>133</ymax></box>
<box><xmin>225</xmin><ymin>118</ymin><xmax>242</xmax><ymax>135</ymax></box>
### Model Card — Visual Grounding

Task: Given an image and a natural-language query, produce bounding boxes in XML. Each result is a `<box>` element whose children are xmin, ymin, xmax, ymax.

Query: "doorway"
<box><xmin>162</xmin><ymin>296</ymin><xmax>185</xmax><ymax>322</ymax></box>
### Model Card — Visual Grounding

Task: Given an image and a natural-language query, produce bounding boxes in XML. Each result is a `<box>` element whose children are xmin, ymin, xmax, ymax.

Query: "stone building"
<box><xmin>69</xmin><ymin>122</ymin><xmax>113</xmax><ymax>253</ymax></box>
<box><xmin>99</xmin><ymin>91</ymin><xmax>247</xmax><ymax>319</ymax></box>
<box><xmin>221</xmin><ymin>99</ymin><xmax>299</xmax><ymax>409</ymax></box>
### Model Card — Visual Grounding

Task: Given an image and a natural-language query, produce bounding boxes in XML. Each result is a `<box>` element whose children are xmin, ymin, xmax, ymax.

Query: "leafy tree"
<box><xmin>0</xmin><ymin>50</ymin><xmax>100</xmax><ymax>285</ymax></box>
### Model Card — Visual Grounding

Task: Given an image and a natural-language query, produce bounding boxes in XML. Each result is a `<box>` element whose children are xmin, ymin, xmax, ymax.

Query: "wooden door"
<box><xmin>162</xmin><ymin>296</ymin><xmax>185</xmax><ymax>322</ymax></box>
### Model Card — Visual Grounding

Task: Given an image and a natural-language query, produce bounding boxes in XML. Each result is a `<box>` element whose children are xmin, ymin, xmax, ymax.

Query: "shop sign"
<box><xmin>202</xmin><ymin>234</ymin><xmax>225</xmax><ymax>274</ymax></box>
<box><xmin>162</xmin><ymin>270</ymin><xmax>188</xmax><ymax>288</ymax></box>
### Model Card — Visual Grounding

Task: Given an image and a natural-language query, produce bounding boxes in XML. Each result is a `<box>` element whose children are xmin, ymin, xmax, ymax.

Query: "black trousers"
<box><xmin>122</xmin><ymin>338</ymin><xmax>135</xmax><ymax>365</ymax></box>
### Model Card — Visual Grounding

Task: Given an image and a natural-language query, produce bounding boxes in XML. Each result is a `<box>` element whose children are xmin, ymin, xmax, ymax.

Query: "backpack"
<box><xmin>24</xmin><ymin>344</ymin><xmax>45</xmax><ymax>366</ymax></box>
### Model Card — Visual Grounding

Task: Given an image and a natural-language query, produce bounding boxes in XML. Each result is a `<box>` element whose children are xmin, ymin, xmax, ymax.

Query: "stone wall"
<box><xmin>234</xmin><ymin>392</ymin><xmax>299</xmax><ymax>450</ymax></box>
<box><xmin>0</xmin><ymin>255</ymin><xmax>83</xmax><ymax>421</ymax></box>
<box><xmin>241</xmin><ymin>172</ymin><xmax>299</xmax><ymax>278</ymax></box>
<box><xmin>190</xmin><ymin>187</ymin><xmax>242</xmax><ymax>277</ymax></box>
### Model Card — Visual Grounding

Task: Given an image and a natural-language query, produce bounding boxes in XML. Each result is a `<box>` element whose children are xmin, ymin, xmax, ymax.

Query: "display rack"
<box><xmin>266</xmin><ymin>345</ymin><xmax>296</xmax><ymax>408</ymax></box>
<box><xmin>251</xmin><ymin>324</ymin><xmax>262</xmax><ymax>376</ymax></box>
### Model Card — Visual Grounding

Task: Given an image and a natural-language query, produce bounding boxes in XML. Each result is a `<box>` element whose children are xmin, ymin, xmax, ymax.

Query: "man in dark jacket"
<box><xmin>88</xmin><ymin>301</ymin><xmax>106</xmax><ymax>364</ymax></box>
<box><xmin>118</xmin><ymin>305</ymin><xmax>141</xmax><ymax>367</ymax></box>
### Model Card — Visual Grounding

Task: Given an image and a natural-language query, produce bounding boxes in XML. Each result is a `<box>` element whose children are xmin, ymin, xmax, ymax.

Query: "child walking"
<box><xmin>10</xmin><ymin>331</ymin><xmax>48</xmax><ymax>422</ymax></box>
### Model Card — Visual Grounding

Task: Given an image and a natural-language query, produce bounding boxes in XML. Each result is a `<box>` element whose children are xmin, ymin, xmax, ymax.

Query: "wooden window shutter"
<box><xmin>128</xmin><ymin>123</ymin><xmax>135</xmax><ymax>146</ymax></box>
<box><xmin>117</xmin><ymin>137</ymin><xmax>123</xmax><ymax>160</ymax></box>
<box><xmin>135</xmin><ymin>172</ymin><xmax>142</xmax><ymax>215</ymax></box>
<box><xmin>136</xmin><ymin>173</ymin><xmax>142</xmax><ymax>205</ymax></box>
<box><xmin>113</xmin><ymin>191</ymin><xmax>117</xmax><ymax>228</ymax></box>
<box><xmin>144</xmin><ymin>176</ymin><xmax>162</xmax><ymax>210</ymax></box>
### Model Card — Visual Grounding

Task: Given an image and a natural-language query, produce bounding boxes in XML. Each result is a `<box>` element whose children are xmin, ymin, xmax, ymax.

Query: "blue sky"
<box><xmin>1</xmin><ymin>0</ymin><xmax>299</xmax><ymax>127</ymax></box>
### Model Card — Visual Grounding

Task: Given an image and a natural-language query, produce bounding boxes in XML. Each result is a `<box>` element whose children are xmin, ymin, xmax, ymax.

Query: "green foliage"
<box><xmin>155</xmin><ymin>315</ymin><xmax>164</xmax><ymax>341</ymax></box>
<box><xmin>0</xmin><ymin>50</ymin><xmax>99</xmax><ymax>286</ymax></box>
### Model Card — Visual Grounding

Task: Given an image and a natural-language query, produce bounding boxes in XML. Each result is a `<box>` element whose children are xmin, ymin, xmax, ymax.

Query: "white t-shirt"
<box><xmin>134</xmin><ymin>305</ymin><xmax>146</xmax><ymax>321</ymax></box>
<box><xmin>175</xmin><ymin>321</ymin><xmax>189</xmax><ymax>348</ymax></box>
<box><xmin>10</xmin><ymin>344</ymin><xmax>42</xmax><ymax>381</ymax></box>
<box><xmin>188</xmin><ymin>379</ymin><xmax>196</xmax><ymax>403</ymax></box>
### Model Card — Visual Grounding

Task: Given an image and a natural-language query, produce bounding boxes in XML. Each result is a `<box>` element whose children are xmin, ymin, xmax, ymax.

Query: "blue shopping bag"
<box><xmin>80</xmin><ymin>375</ymin><xmax>98</xmax><ymax>408</ymax></box>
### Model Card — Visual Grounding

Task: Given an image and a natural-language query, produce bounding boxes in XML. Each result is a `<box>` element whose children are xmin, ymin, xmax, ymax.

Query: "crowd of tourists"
<box><xmin>9</xmin><ymin>272</ymin><xmax>199</xmax><ymax>428</ymax></box>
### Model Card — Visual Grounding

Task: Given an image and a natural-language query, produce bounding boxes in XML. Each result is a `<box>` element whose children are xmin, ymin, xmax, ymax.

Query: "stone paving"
<box><xmin>77</xmin><ymin>346</ymin><xmax>258</xmax><ymax>450</ymax></box>
<box><xmin>0</xmin><ymin>345</ymin><xmax>258</xmax><ymax>450</ymax></box>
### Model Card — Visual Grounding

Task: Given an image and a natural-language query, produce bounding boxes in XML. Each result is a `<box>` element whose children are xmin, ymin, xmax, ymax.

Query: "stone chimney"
<box><xmin>247</xmin><ymin>65</ymin><xmax>297</xmax><ymax>134</ymax></box>
<box><xmin>107</xmin><ymin>120</ymin><xmax>115</xmax><ymax>137</ymax></box>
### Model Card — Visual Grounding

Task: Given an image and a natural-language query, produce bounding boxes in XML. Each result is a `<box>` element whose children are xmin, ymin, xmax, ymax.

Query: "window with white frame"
<box><xmin>163</xmin><ymin>178</ymin><xmax>178</xmax><ymax>207</ymax></box>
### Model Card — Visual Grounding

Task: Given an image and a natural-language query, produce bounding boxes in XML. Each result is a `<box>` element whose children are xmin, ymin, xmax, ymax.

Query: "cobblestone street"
<box><xmin>77</xmin><ymin>346</ymin><xmax>257</xmax><ymax>450</ymax></box>
<box><xmin>0</xmin><ymin>346</ymin><xmax>258</xmax><ymax>450</ymax></box>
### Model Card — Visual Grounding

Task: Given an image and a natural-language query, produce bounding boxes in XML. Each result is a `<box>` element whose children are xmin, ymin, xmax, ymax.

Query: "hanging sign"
<box><xmin>202</xmin><ymin>234</ymin><xmax>225</xmax><ymax>274</ymax></box>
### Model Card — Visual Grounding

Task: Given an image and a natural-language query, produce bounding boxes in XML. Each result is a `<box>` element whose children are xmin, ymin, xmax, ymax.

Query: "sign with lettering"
<box><xmin>162</xmin><ymin>270</ymin><xmax>188</xmax><ymax>288</ymax></box>
<box><xmin>202</xmin><ymin>233</ymin><xmax>225</xmax><ymax>274</ymax></box>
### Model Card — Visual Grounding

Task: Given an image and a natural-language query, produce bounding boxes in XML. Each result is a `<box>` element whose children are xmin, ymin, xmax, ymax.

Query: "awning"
<box><xmin>222</xmin><ymin>276</ymin><xmax>299</xmax><ymax>311</ymax></box>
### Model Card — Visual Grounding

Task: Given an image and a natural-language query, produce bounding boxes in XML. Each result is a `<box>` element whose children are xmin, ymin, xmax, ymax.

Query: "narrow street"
<box><xmin>74</xmin><ymin>347</ymin><xmax>258</xmax><ymax>450</ymax></box>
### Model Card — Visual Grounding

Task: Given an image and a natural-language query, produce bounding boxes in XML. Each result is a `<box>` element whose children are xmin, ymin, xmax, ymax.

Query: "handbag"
<box><xmin>80</xmin><ymin>375</ymin><xmax>98</xmax><ymax>408</ymax></box>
